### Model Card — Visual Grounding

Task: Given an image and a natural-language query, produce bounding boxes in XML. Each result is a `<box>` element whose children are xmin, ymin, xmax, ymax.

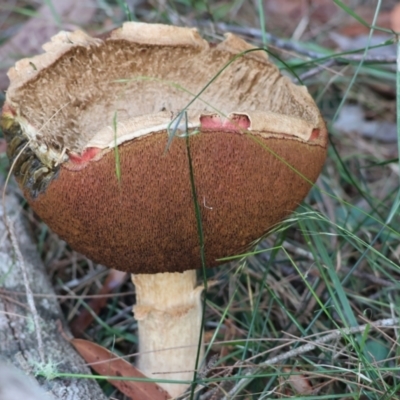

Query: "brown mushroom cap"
<box><xmin>1</xmin><ymin>22</ymin><xmax>328</xmax><ymax>274</ymax></box>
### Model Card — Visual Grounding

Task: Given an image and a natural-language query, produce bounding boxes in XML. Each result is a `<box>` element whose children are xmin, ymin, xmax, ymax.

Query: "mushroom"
<box><xmin>1</xmin><ymin>22</ymin><xmax>328</xmax><ymax>397</ymax></box>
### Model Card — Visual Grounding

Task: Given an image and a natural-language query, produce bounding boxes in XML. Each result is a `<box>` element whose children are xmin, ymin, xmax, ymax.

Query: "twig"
<box><xmin>202</xmin><ymin>317</ymin><xmax>400</xmax><ymax>400</ymax></box>
<box><xmin>197</xmin><ymin>21</ymin><xmax>397</xmax><ymax>65</ymax></box>
<box><xmin>198</xmin><ymin>21</ymin><xmax>322</xmax><ymax>59</ymax></box>
<box><xmin>298</xmin><ymin>59</ymin><xmax>336</xmax><ymax>81</ymax></box>
<box><xmin>0</xmin><ymin>287</ymin><xmax>135</xmax><ymax>299</ymax></box>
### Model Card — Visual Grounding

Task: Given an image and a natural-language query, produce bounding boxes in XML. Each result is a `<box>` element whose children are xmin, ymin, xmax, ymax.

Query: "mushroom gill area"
<box><xmin>4</xmin><ymin>28</ymin><xmax>322</xmax><ymax>169</ymax></box>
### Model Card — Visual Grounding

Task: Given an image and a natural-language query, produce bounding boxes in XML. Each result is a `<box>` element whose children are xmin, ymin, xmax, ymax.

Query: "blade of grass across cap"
<box><xmin>164</xmin><ymin>46</ymin><xmax>274</xmax><ymax>152</ymax></box>
<box><xmin>166</xmin><ymin>109</ymin><xmax>186</xmax><ymax>154</ymax></box>
<box><xmin>185</xmin><ymin>125</ymin><xmax>207</xmax><ymax>400</ymax></box>
<box><xmin>71</xmin><ymin>338</ymin><xmax>170</xmax><ymax>400</ymax></box>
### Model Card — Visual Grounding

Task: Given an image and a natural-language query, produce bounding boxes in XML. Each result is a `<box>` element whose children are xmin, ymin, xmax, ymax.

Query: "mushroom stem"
<box><xmin>132</xmin><ymin>270</ymin><xmax>204</xmax><ymax>397</ymax></box>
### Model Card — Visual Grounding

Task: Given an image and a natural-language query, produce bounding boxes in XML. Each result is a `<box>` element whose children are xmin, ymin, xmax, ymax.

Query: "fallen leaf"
<box><xmin>71</xmin><ymin>338</ymin><xmax>170</xmax><ymax>400</ymax></box>
<box><xmin>282</xmin><ymin>367</ymin><xmax>313</xmax><ymax>395</ymax></box>
<box><xmin>70</xmin><ymin>269</ymin><xmax>127</xmax><ymax>337</ymax></box>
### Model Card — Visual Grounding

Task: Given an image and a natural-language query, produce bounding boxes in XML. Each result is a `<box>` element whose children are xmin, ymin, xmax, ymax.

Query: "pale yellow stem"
<box><xmin>132</xmin><ymin>270</ymin><xmax>204</xmax><ymax>398</ymax></box>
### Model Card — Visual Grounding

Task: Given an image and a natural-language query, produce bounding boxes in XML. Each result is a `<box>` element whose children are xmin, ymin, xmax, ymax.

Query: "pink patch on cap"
<box><xmin>309</xmin><ymin>128</ymin><xmax>320</xmax><ymax>141</ymax></box>
<box><xmin>68</xmin><ymin>147</ymin><xmax>101</xmax><ymax>165</ymax></box>
<box><xmin>200</xmin><ymin>114</ymin><xmax>250</xmax><ymax>132</ymax></box>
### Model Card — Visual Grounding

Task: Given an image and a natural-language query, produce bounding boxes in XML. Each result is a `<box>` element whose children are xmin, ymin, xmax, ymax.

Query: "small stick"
<box><xmin>199</xmin><ymin>317</ymin><xmax>399</xmax><ymax>400</ymax></box>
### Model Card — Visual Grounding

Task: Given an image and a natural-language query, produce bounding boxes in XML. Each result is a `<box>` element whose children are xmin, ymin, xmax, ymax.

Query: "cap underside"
<box><xmin>5</xmin><ymin>22</ymin><xmax>326</xmax><ymax>169</ymax></box>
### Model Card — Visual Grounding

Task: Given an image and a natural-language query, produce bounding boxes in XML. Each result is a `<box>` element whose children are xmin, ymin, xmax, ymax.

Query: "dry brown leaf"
<box><xmin>71</xmin><ymin>338</ymin><xmax>170</xmax><ymax>400</ymax></box>
<box><xmin>70</xmin><ymin>269</ymin><xmax>127</xmax><ymax>337</ymax></box>
<box><xmin>282</xmin><ymin>367</ymin><xmax>313</xmax><ymax>395</ymax></box>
